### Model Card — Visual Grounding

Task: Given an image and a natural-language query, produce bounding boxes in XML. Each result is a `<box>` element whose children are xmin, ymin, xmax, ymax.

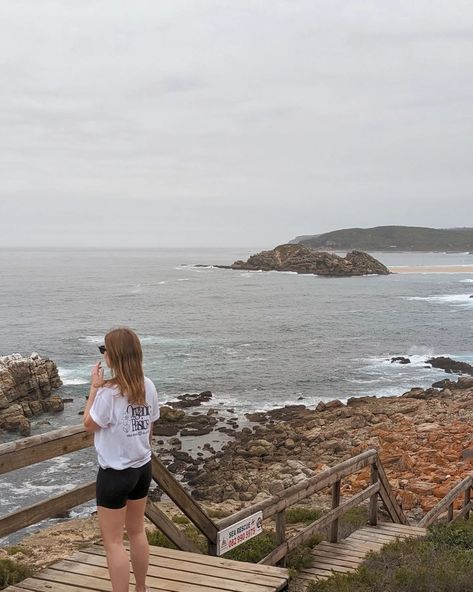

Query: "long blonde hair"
<box><xmin>104</xmin><ymin>327</ymin><xmax>146</xmax><ymax>405</ymax></box>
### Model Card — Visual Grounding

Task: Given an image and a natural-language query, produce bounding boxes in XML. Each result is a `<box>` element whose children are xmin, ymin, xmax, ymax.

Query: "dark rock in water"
<box><xmin>211</xmin><ymin>244</ymin><xmax>390</xmax><ymax>277</ymax></box>
<box><xmin>432</xmin><ymin>379</ymin><xmax>453</xmax><ymax>389</ymax></box>
<box><xmin>165</xmin><ymin>390</ymin><xmax>213</xmax><ymax>409</ymax></box>
<box><xmin>153</xmin><ymin>424</ymin><xmax>180</xmax><ymax>436</ymax></box>
<box><xmin>426</xmin><ymin>356</ymin><xmax>473</xmax><ymax>376</ymax></box>
<box><xmin>391</xmin><ymin>356</ymin><xmax>411</xmax><ymax>364</ymax></box>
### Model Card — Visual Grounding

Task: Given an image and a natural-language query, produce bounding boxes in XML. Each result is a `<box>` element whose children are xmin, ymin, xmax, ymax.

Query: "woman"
<box><xmin>83</xmin><ymin>327</ymin><xmax>160</xmax><ymax>592</ymax></box>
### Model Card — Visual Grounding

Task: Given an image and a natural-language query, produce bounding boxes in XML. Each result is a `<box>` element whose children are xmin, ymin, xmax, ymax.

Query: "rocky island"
<box><xmin>214</xmin><ymin>243</ymin><xmax>390</xmax><ymax>276</ymax></box>
<box><xmin>0</xmin><ymin>353</ymin><xmax>64</xmax><ymax>436</ymax></box>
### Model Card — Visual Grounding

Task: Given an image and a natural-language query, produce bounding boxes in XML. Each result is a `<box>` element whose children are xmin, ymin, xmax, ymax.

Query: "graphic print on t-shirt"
<box><xmin>121</xmin><ymin>404</ymin><xmax>151</xmax><ymax>436</ymax></box>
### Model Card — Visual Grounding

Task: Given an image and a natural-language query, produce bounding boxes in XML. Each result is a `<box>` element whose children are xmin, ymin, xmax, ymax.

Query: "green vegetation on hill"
<box><xmin>308</xmin><ymin>518</ymin><xmax>473</xmax><ymax>592</ymax></box>
<box><xmin>293</xmin><ymin>226</ymin><xmax>473</xmax><ymax>252</ymax></box>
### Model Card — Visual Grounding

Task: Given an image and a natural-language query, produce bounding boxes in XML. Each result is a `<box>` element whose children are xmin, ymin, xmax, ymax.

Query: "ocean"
<box><xmin>1</xmin><ymin>247</ymin><xmax>473</xmax><ymax>542</ymax></box>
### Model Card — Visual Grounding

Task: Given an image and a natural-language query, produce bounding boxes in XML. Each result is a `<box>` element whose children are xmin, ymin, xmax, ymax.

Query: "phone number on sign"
<box><xmin>228</xmin><ymin>527</ymin><xmax>257</xmax><ymax>547</ymax></box>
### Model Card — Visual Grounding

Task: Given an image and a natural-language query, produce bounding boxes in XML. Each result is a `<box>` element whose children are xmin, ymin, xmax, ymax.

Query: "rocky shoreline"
<box><xmin>154</xmin><ymin>374</ymin><xmax>473</xmax><ymax>524</ymax></box>
<box><xmin>0</xmin><ymin>353</ymin><xmax>64</xmax><ymax>436</ymax></box>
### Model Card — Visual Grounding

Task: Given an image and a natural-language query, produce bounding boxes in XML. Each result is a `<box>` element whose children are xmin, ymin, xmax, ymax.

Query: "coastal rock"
<box><xmin>159</xmin><ymin>406</ymin><xmax>186</xmax><ymax>422</ymax></box>
<box><xmin>214</xmin><ymin>244</ymin><xmax>390</xmax><ymax>277</ymax></box>
<box><xmin>391</xmin><ymin>356</ymin><xmax>411</xmax><ymax>364</ymax></box>
<box><xmin>165</xmin><ymin>390</ymin><xmax>213</xmax><ymax>408</ymax></box>
<box><xmin>0</xmin><ymin>353</ymin><xmax>63</xmax><ymax>435</ymax></box>
<box><xmin>426</xmin><ymin>356</ymin><xmax>473</xmax><ymax>376</ymax></box>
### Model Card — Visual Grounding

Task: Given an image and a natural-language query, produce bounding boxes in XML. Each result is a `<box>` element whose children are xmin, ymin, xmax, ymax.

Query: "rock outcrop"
<box><xmin>426</xmin><ymin>356</ymin><xmax>473</xmax><ymax>376</ymax></box>
<box><xmin>186</xmin><ymin>376</ymin><xmax>473</xmax><ymax>522</ymax></box>
<box><xmin>0</xmin><ymin>353</ymin><xmax>63</xmax><ymax>436</ymax></box>
<box><xmin>216</xmin><ymin>244</ymin><xmax>390</xmax><ymax>276</ymax></box>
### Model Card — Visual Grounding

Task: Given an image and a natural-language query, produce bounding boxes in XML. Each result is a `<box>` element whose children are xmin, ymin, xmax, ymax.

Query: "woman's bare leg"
<box><xmin>126</xmin><ymin>497</ymin><xmax>149</xmax><ymax>592</ymax></box>
<box><xmin>97</xmin><ymin>505</ymin><xmax>129</xmax><ymax>592</ymax></box>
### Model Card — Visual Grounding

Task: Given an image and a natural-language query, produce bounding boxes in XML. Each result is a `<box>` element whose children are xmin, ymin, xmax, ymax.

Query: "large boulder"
<box><xmin>0</xmin><ymin>353</ymin><xmax>63</xmax><ymax>435</ymax></box>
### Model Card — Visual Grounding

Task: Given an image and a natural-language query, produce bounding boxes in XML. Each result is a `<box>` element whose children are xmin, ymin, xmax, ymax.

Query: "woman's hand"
<box><xmin>91</xmin><ymin>361</ymin><xmax>105</xmax><ymax>388</ymax></box>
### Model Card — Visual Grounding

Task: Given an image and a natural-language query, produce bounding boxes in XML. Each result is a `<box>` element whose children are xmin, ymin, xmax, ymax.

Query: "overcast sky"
<box><xmin>0</xmin><ymin>1</ymin><xmax>472</xmax><ymax>248</ymax></box>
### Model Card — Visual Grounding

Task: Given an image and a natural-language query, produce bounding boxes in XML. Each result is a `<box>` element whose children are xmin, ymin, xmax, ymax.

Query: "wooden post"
<box><xmin>463</xmin><ymin>487</ymin><xmax>471</xmax><ymax>521</ymax></box>
<box><xmin>369</xmin><ymin>463</ymin><xmax>378</xmax><ymax>526</ymax></box>
<box><xmin>275</xmin><ymin>510</ymin><xmax>286</xmax><ymax>567</ymax></box>
<box><xmin>448</xmin><ymin>502</ymin><xmax>454</xmax><ymax>522</ymax></box>
<box><xmin>329</xmin><ymin>479</ymin><xmax>341</xmax><ymax>543</ymax></box>
<box><xmin>207</xmin><ymin>540</ymin><xmax>218</xmax><ymax>556</ymax></box>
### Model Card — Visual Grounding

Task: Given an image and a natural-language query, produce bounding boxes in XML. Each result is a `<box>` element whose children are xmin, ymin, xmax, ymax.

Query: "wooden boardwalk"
<box><xmin>297</xmin><ymin>523</ymin><xmax>427</xmax><ymax>587</ymax></box>
<box><xmin>4</xmin><ymin>542</ymin><xmax>289</xmax><ymax>592</ymax></box>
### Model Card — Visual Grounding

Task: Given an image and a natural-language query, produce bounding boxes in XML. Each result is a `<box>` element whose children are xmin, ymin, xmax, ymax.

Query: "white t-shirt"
<box><xmin>89</xmin><ymin>376</ymin><xmax>160</xmax><ymax>470</ymax></box>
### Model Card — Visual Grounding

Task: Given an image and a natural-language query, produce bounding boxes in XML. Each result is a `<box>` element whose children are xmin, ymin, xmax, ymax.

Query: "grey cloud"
<box><xmin>0</xmin><ymin>1</ymin><xmax>472</xmax><ymax>247</ymax></box>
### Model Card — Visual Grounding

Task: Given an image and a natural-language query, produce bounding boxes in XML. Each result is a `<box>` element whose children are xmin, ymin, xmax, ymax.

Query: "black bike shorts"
<box><xmin>96</xmin><ymin>460</ymin><xmax>152</xmax><ymax>509</ymax></box>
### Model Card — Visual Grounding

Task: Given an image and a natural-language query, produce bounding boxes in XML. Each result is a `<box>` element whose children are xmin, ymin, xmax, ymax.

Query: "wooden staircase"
<box><xmin>297</xmin><ymin>522</ymin><xmax>427</xmax><ymax>587</ymax></box>
<box><xmin>1</xmin><ymin>426</ymin><xmax>473</xmax><ymax>591</ymax></box>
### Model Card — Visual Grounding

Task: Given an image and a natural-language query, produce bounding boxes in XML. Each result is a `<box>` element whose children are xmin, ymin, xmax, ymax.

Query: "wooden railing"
<box><xmin>215</xmin><ymin>448</ymin><xmax>408</xmax><ymax>566</ymax></box>
<box><xmin>0</xmin><ymin>424</ymin><xmax>218</xmax><ymax>554</ymax></box>
<box><xmin>419</xmin><ymin>475</ymin><xmax>472</xmax><ymax>528</ymax></box>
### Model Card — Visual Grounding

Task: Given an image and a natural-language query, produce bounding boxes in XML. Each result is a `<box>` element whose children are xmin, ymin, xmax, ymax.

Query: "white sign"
<box><xmin>216</xmin><ymin>511</ymin><xmax>263</xmax><ymax>556</ymax></box>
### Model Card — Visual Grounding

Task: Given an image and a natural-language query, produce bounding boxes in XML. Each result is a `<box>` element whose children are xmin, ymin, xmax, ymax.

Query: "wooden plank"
<box><xmin>298</xmin><ymin>567</ymin><xmax>338</xmax><ymax>578</ymax></box>
<box><xmin>217</xmin><ymin>449</ymin><xmax>378</xmax><ymax>530</ymax></box>
<box><xmin>275</xmin><ymin>510</ymin><xmax>286</xmax><ymax>567</ymax></box>
<box><xmin>375</xmin><ymin>459</ymin><xmax>408</xmax><ymax>525</ymax></box>
<box><xmin>304</xmin><ymin>561</ymin><xmax>355</xmax><ymax>573</ymax></box>
<box><xmin>0</xmin><ymin>425</ymin><xmax>92</xmax><ymax>475</ymax></box>
<box><xmin>25</xmin><ymin>571</ymin><xmax>113</xmax><ymax>592</ymax></box>
<box><xmin>372</xmin><ymin>523</ymin><xmax>426</xmax><ymax>533</ymax></box>
<box><xmin>145</xmin><ymin>501</ymin><xmax>202</xmax><ymax>553</ymax></box>
<box><xmin>53</xmin><ymin>559</ymin><xmax>277</xmax><ymax>592</ymax></box>
<box><xmin>329</xmin><ymin>479</ymin><xmax>341</xmax><ymax>543</ymax></box>
<box><xmin>10</xmin><ymin>580</ymin><xmax>96</xmax><ymax>592</ymax></box>
<box><xmin>68</xmin><ymin>550</ymin><xmax>286</xmax><ymax>589</ymax></box>
<box><xmin>316</xmin><ymin>542</ymin><xmax>368</xmax><ymax>559</ymax></box>
<box><xmin>464</xmin><ymin>487</ymin><xmax>471</xmax><ymax>521</ymax></box>
<box><xmin>369</xmin><ymin>464</ymin><xmax>378</xmax><ymax>526</ymax></box>
<box><xmin>347</xmin><ymin>532</ymin><xmax>398</xmax><ymax>545</ymax></box>
<box><xmin>0</xmin><ymin>481</ymin><xmax>95</xmax><ymax>538</ymax></box>
<box><xmin>39</xmin><ymin>566</ymin><xmax>245</xmax><ymax>592</ymax></box>
<box><xmin>87</xmin><ymin>544</ymin><xmax>289</xmax><ymax>578</ymax></box>
<box><xmin>259</xmin><ymin>483</ymin><xmax>379</xmax><ymax>565</ymax></box>
<box><xmin>311</xmin><ymin>550</ymin><xmax>362</xmax><ymax>568</ymax></box>
<box><xmin>448</xmin><ymin>502</ymin><xmax>454</xmax><ymax>522</ymax></box>
<box><xmin>455</xmin><ymin>502</ymin><xmax>472</xmax><ymax>521</ymax></box>
<box><xmin>372</xmin><ymin>524</ymin><xmax>426</xmax><ymax>536</ymax></box>
<box><xmin>419</xmin><ymin>476</ymin><xmax>473</xmax><ymax>527</ymax></box>
<box><xmin>151</xmin><ymin>454</ymin><xmax>218</xmax><ymax>545</ymax></box>
<box><xmin>350</xmin><ymin>528</ymin><xmax>401</xmax><ymax>540</ymax></box>
<box><xmin>313</xmin><ymin>545</ymin><xmax>365</xmax><ymax>560</ymax></box>
<box><xmin>340</xmin><ymin>538</ymin><xmax>383</xmax><ymax>550</ymax></box>
<box><xmin>357</xmin><ymin>526</ymin><xmax>408</xmax><ymax>537</ymax></box>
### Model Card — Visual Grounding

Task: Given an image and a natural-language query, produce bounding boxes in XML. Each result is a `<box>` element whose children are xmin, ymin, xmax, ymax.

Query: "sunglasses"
<box><xmin>98</xmin><ymin>345</ymin><xmax>106</xmax><ymax>354</ymax></box>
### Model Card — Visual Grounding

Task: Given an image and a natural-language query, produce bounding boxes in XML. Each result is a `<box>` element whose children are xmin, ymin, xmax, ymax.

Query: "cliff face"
<box><xmin>225</xmin><ymin>244</ymin><xmax>390</xmax><ymax>276</ymax></box>
<box><xmin>0</xmin><ymin>353</ymin><xmax>64</xmax><ymax>436</ymax></box>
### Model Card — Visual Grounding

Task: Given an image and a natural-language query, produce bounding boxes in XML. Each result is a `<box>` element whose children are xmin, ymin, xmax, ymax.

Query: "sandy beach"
<box><xmin>390</xmin><ymin>265</ymin><xmax>473</xmax><ymax>274</ymax></box>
